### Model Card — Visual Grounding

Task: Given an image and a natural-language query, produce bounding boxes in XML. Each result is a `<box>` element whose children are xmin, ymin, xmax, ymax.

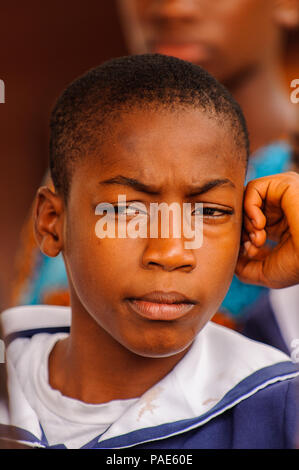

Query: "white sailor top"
<box><xmin>0</xmin><ymin>305</ymin><xmax>298</xmax><ymax>449</ymax></box>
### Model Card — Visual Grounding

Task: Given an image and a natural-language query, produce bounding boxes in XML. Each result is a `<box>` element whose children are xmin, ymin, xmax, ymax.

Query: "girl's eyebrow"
<box><xmin>99</xmin><ymin>176</ymin><xmax>160</xmax><ymax>195</ymax></box>
<box><xmin>187</xmin><ymin>178</ymin><xmax>236</xmax><ymax>197</ymax></box>
<box><xmin>99</xmin><ymin>175</ymin><xmax>235</xmax><ymax>196</ymax></box>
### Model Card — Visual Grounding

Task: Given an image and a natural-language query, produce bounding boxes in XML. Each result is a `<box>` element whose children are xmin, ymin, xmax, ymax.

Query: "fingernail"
<box><xmin>249</xmin><ymin>232</ymin><xmax>256</xmax><ymax>242</ymax></box>
<box><xmin>243</xmin><ymin>241</ymin><xmax>251</xmax><ymax>255</ymax></box>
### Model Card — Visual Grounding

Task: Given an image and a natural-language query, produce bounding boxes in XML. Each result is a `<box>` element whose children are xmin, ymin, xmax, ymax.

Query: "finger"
<box><xmin>235</xmin><ymin>254</ymin><xmax>266</xmax><ymax>286</ymax></box>
<box><xmin>248</xmin><ymin>228</ymin><xmax>267</xmax><ymax>248</ymax></box>
<box><xmin>246</xmin><ymin>173</ymin><xmax>299</xmax><ymax>245</ymax></box>
<box><xmin>241</xmin><ymin>229</ymin><xmax>250</xmax><ymax>243</ymax></box>
<box><xmin>243</xmin><ymin>183</ymin><xmax>267</xmax><ymax>230</ymax></box>
<box><xmin>243</xmin><ymin>212</ymin><xmax>267</xmax><ymax>248</ymax></box>
<box><xmin>241</xmin><ymin>240</ymin><xmax>267</xmax><ymax>259</ymax></box>
<box><xmin>243</xmin><ymin>241</ymin><xmax>260</xmax><ymax>258</ymax></box>
<box><xmin>243</xmin><ymin>214</ymin><xmax>255</xmax><ymax>234</ymax></box>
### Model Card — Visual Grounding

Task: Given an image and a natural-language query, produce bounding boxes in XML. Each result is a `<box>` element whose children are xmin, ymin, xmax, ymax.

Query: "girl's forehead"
<box><xmin>69</xmin><ymin>107</ymin><xmax>247</xmax><ymax>204</ymax></box>
<box><xmin>93</xmin><ymin>107</ymin><xmax>247</xmax><ymax>171</ymax></box>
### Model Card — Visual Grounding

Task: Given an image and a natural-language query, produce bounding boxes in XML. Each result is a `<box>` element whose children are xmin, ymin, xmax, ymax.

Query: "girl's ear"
<box><xmin>273</xmin><ymin>0</ymin><xmax>299</xmax><ymax>29</ymax></box>
<box><xmin>34</xmin><ymin>186</ymin><xmax>64</xmax><ymax>257</ymax></box>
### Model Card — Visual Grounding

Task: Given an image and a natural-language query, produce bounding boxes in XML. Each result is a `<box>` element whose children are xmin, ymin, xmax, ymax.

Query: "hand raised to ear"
<box><xmin>34</xmin><ymin>186</ymin><xmax>64</xmax><ymax>257</ymax></box>
<box><xmin>235</xmin><ymin>172</ymin><xmax>299</xmax><ymax>288</ymax></box>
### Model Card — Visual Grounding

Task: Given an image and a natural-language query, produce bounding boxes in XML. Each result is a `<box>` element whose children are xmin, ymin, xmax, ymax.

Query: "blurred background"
<box><xmin>0</xmin><ymin>1</ymin><xmax>127</xmax><ymax>310</ymax></box>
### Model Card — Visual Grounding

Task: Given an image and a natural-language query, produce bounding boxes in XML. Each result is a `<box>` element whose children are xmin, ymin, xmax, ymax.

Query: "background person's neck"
<box><xmin>225</xmin><ymin>60</ymin><xmax>297</xmax><ymax>154</ymax></box>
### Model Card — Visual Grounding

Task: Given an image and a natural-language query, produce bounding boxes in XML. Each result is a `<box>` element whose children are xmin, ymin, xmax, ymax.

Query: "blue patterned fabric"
<box><xmin>20</xmin><ymin>253</ymin><xmax>68</xmax><ymax>305</ymax></box>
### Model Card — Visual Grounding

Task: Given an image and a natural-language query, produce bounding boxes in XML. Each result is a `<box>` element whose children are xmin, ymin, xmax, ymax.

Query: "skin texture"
<box><xmin>237</xmin><ymin>171</ymin><xmax>299</xmax><ymax>288</ymax></box>
<box><xmin>118</xmin><ymin>0</ymin><xmax>299</xmax><ymax>152</ymax></box>
<box><xmin>34</xmin><ymin>107</ymin><xmax>246</xmax><ymax>403</ymax></box>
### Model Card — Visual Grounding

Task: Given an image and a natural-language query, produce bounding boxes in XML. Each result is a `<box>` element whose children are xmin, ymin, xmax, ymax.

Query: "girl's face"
<box><xmin>61</xmin><ymin>107</ymin><xmax>246</xmax><ymax>358</ymax></box>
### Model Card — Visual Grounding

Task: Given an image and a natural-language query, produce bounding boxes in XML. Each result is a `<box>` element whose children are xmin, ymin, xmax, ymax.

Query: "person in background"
<box><xmin>10</xmin><ymin>0</ymin><xmax>299</xmax><ymax>332</ymax></box>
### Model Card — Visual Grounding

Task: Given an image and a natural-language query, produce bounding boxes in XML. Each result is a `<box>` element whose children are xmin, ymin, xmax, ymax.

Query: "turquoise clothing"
<box><xmin>17</xmin><ymin>142</ymin><xmax>292</xmax><ymax>317</ymax></box>
<box><xmin>20</xmin><ymin>253</ymin><xmax>68</xmax><ymax>305</ymax></box>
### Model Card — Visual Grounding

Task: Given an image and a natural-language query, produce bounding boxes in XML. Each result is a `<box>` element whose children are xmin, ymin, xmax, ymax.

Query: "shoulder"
<box><xmin>201</xmin><ymin>320</ymin><xmax>293</xmax><ymax>370</ymax></box>
<box><xmin>229</xmin><ymin>375</ymin><xmax>299</xmax><ymax>448</ymax></box>
<box><xmin>1</xmin><ymin>305</ymin><xmax>71</xmax><ymax>341</ymax></box>
<box><xmin>0</xmin><ymin>305</ymin><xmax>70</xmax><ymax>445</ymax></box>
<box><xmin>184</xmin><ymin>322</ymin><xmax>298</xmax><ymax>425</ymax></box>
<box><xmin>2</xmin><ymin>305</ymin><xmax>70</xmax><ymax>395</ymax></box>
<box><xmin>160</xmin><ymin>324</ymin><xmax>299</xmax><ymax>449</ymax></box>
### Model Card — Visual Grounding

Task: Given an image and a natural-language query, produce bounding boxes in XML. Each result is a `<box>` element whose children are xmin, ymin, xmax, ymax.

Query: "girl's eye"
<box><xmin>193</xmin><ymin>207</ymin><xmax>234</xmax><ymax>217</ymax></box>
<box><xmin>114</xmin><ymin>204</ymin><xmax>147</xmax><ymax>217</ymax></box>
<box><xmin>203</xmin><ymin>207</ymin><xmax>229</xmax><ymax>217</ymax></box>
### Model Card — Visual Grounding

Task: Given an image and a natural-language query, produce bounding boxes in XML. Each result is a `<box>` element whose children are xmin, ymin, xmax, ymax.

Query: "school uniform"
<box><xmin>242</xmin><ymin>285</ymin><xmax>299</xmax><ymax>357</ymax></box>
<box><xmin>1</xmin><ymin>305</ymin><xmax>298</xmax><ymax>449</ymax></box>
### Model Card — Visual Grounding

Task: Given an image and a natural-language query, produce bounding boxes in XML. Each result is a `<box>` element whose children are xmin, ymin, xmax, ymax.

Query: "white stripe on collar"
<box><xmin>95</xmin><ymin>321</ymin><xmax>295</xmax><ymax>445</ymax></box>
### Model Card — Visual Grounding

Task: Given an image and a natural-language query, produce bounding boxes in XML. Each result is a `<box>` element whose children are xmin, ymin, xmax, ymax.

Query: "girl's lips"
<box><xmin>127</xmin><ymin>299</ymin><xmax>195</xmax><ymax>321</ymax></box>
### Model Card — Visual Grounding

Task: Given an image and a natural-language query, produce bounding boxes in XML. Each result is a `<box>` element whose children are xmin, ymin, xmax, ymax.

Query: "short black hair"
<box><xmin>49</xmin><ymin>54</ymin><xmax>249</xmax><ymax>199</ymax></box>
